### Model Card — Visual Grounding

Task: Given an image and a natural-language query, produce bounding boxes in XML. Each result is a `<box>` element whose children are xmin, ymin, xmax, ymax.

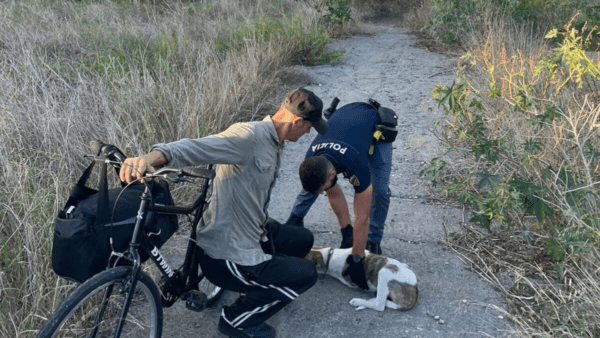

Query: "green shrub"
<box><xmin>422</xmin><ymin>24</ymin><xmax>600</xmax><ymax>278</ymax></box>
<box><xmin>423</xmin><ymin>0</ymin><xmax>598</xmax><ymax>44</ymax></box>
<box><xmin>319</xmin><ymin>0</ymin><xmax>353</xmax><ymax>25</ymax></box>
<box><xmin>215</xmin><ymin>14</ymin><xmax>344</xmax><ymax>65</ymax></box>
<box><xmin>423</xmin><ymin>0</ymin><xmax>490</xmax><ymax>43</ymax></box>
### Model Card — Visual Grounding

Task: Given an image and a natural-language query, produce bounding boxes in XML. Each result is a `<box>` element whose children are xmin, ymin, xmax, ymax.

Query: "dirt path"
<box><xmin>162</xmin><ymin>23</ymin><xmax>515</xmax><ymax>338</ymax></box>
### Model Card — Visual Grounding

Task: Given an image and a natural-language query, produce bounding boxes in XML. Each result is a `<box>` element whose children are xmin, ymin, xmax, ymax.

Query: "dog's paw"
<box><xmin>350</xmin><ymin>298</ymin><xmax>367</xmax><ymax>309</ymax></box>
<box><xmin>350</xmin><ymin>298</ymin><xmax>386</xmax><ymax>311</ymax></box>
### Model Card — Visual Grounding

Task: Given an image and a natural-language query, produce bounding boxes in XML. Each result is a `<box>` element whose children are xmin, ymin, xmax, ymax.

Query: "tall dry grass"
<box><xmin>405</xmin><ymin>2</ymin><xmax>600</xmax><ymax>337</ymax></box>
<box><xmin>400</xmin><ymin>0</ymin><xmax>431</xmax><ymax>32</ymax></box>
<box><xmin>0</xmin><ymin>0</ymin><xmax>356</xmax><ymax>336</ymax></box>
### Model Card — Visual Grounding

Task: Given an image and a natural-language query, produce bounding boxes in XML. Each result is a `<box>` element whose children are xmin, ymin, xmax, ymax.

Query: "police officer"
<box><xmin>286</xmin><ymin>99</ymin><xmax>397</xmax><ymax>290</ymax></box>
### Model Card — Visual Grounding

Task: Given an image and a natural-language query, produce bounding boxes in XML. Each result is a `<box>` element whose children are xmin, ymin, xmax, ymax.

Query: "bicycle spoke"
<box><xmin>38</xmin><ymin>267</ymin><xmax>161</xmax><ymax>338</ymax></box>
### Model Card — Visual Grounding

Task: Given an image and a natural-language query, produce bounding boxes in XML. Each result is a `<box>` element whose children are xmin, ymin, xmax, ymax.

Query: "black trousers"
<box><xmin>199</xmin><ymin>221</ymin><xmax>317</xmax><ymax>329</ymax></box>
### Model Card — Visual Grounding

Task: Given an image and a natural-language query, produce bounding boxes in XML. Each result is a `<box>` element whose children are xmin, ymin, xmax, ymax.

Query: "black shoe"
<box><xmin>218</xmin><ymin>316</ymin><xmax>276</xmax><ymax>338</ymax></box>
<box><xmin>285</xmin><ymin>212</ymin><xmax>304</xmax><ymax>227</ymax></box>
<box><xmin>366</xmin><ymin>241</ymin><xmax>382</xmax><ymax>255</ymax></box>
<box><xmin>340</xmin><ymin>225</ymin><xmax>353</xmax><ymax>249</ymax></box>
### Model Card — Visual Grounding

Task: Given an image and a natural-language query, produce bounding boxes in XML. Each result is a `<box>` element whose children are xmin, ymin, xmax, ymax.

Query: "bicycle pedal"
<box><xmin>183</xmin><ymin>290</ymin><xmax>207</xmax><ymax>312</ymax></box>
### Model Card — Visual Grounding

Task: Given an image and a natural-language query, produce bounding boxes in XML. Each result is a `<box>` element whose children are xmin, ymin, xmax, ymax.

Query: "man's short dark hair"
<box><xmin>299</xmin><ymin>156</ymin><xmax>331</xmax><ymax>194</ymax></box>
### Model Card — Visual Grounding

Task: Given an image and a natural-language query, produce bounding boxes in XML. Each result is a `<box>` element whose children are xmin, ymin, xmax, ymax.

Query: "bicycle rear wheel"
<box><xmin>37</xmin><ymin>266</ymin><xmax>162</xmax><ymax>338</ymax></box>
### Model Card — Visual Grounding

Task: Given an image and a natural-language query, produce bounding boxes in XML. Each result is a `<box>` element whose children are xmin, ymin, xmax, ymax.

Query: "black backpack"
<box><xmin>51</xmin><ymin>148</ymin><xmax>178</xmax><ymax>283</ymax></box>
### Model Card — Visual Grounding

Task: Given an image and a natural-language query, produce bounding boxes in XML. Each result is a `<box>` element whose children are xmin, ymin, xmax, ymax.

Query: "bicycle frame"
<box><xmin>96</xmin><ymin>163</ymin><xmax>215</xmax><ymax>337</ymax></box>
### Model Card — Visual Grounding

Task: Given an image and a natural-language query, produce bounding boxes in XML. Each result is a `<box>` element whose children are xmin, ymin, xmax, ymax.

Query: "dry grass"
<box><xmin>445</xmin><ymin>224</ymin><xmax>600</xmax><ymax>337</ymax></box>
<box><xmin>402</xmin><ymin>0</ymin><xmax>431</xmax><ymax>32</ymax></box>
<box><xmin>0</xmin><ymin>0</ymin><xmax>359</xmax><ymax>336</ymax></box>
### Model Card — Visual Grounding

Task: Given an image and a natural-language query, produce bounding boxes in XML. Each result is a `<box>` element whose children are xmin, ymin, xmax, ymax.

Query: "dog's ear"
<box><xmin>305</xmin><ymin>250</ymin><xmax>326</xmax><ymax>271</ymax></box>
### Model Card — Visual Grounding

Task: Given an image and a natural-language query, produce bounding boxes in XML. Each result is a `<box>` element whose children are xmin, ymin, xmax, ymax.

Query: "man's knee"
<box><xmin>308</xmin><ymin>264</ymin><xmax>318</xmax><ymax>287</ymax></box>
<box><xmin>299</xmin><ymin>260</ymin><xmax>318</xmax><ymax>290</ymax></box>
<box><xmin>297</xmin><ymin>228</ymin><xmax>314</xmax><ymax>257</ymax></box>
<box><xmin>278</xmin><ymin>223</ymin><xmax>314</xmax><ymax>257</ymax></box>
<box><xmin>372</xmin><ymin>184</ymin><xmax>391</xmax><ymax>200</ymax></box>
<box><xmin>285</xmin><ymin>257</ymin><xmax>317</xmax><ymax>292</ymax></box>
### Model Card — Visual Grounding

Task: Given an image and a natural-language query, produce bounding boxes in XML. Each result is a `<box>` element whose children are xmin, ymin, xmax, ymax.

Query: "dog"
<box><xmin>305</xmin><ymin>246</ymin><xmax>418</xmax><ymax>311</ymax></box>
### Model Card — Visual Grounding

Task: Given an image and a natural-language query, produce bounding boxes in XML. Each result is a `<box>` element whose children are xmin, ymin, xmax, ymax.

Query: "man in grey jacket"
<box><xmin>120</xmin><ymin>88</ymin><xmax>328</xmax><ymax>338</ymax></box>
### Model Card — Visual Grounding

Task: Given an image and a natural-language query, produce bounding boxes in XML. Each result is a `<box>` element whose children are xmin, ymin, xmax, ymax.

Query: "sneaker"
<box><xmin>218</xmin><ymin>316</ymin><xmax>276</xmax><ymax>338</ymax></box>
<box><xmin>366</xmin><ymin>241</ymin><xmax>382</xmax><ymax>255</ymax></box>
<box><xmin>340</xmin><ymin>225</ymin><xmax>353</xmax><ymax>249</ymax></box>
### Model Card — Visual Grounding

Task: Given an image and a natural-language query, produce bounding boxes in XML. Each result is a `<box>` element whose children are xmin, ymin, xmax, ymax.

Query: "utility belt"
<box><xmin>367</xmin><ymin>98</ymin><xmax>398</xmax><ymax>143</ymax></box>
<box><xmin>324</xmin><ymin>97</ymin><xmax>398</xmax><ymax>148</ymax></box>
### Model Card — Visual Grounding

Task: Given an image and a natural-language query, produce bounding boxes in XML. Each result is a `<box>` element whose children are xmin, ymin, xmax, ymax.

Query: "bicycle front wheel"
<box><xmin>37</xmin><ymin>266</ymin><xmax>162</xmax><ymax>338</ymax></box>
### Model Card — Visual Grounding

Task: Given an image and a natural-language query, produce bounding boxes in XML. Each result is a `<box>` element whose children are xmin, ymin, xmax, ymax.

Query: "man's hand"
<box><xmin>119</xmin><ymin>151</ymin><xmax>165</xmax><ymax>184</ymax></box>
<box><xmin>342</xmin><ymin>255</ymin><xmax>369</xmax><ymax>290</ymax></box>
<box><xmin>119</xmin><ymin>157</ymin><xmax>151</xmax><ymax>184</ymax></box>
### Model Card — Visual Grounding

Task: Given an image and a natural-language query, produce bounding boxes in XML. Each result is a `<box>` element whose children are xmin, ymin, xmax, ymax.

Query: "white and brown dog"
<box><xmin>305</xmin><ymin>246</ymin><xmax>418</xmax><ymax>311</ymax></box>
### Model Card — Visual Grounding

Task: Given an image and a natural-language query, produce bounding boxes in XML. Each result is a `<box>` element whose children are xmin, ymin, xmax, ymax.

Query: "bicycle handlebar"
<box><xmin>152</xmin><ymin>166</ymin><xmax>215</xmax><ymax>180</ymax></box>
<box><xmin>84</xmin><ymin>154</ymin><xmax>215</xmax><ymax>180</ymax></box>
<box><xmin>86</xmin><ymin>140</ymin><xmax>215</xmax><ymax>181</ymax></box>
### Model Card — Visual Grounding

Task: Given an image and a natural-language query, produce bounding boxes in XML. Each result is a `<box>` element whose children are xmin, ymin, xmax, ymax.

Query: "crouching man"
<box><xmin>120</xmin><ymin>88</ymin><xmax>329</xmax><ymax>338</ymax></box>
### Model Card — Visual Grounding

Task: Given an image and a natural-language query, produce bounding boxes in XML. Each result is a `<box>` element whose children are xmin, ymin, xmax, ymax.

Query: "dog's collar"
<box><xmin>320</xmin><ymin>247</ymin><xmax>335</xmax><ymax>279</ymax></box>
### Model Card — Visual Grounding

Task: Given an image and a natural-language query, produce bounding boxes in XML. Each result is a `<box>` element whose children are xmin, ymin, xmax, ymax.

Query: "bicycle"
<box><xmin>37</xmin><ymin>142</ymin><xmax>225</xmax><ymax>338</ymax></box>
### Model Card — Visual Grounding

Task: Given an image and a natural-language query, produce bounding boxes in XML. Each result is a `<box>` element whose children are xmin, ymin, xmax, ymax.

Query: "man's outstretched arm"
<box><xmin>326</xmin><ymin>183</ymin><xmax>351</xmax><ymax>228</ymax></box>
<box><xmin>340</xmin><ymin>184</ymin><xmax>372</xmax><ymax>290</ymax></box>
<box><xmin>351</xmin><ymin>185</ymin><xmax>372</xmax><ymax>257</ymax></box>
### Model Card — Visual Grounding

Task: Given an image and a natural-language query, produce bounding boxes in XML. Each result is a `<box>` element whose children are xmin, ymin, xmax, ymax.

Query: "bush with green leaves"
<box><xmin>214</xmin><ymin>14</ymin><xmax>344</xmax><ymax>65</ymax></box>
<box><xmin>423</xmin><ymin>0</ymin><xmax>600</xmax><ymax>44</ymax></box>
<box><xmin>422</xmin><ymin>0</ymin><xmax>489</xmax><ymax>43</ymax></box>
<box><xmin>315</xmin><ymin>0</ymin><xmax>353</xmax><ymax>25</ymax></box>
<box><xmin>422</xmin><ymin>23</ymin><xmax>600</xmax><ymax>278</ymax></box>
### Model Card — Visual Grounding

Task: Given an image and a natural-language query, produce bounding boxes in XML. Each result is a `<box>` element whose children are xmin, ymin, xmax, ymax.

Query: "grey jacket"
<box><xmin>152</xmin><ymin>116</ymin><xmax>282</xmax><ymax>266</ymax></box>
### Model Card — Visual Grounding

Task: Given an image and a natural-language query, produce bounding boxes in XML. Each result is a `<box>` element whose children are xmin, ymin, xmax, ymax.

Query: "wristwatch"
<box><xmin>352</xmin><ymin>254</ymin><xmax>362</xmax><ymax>263</ymax></box>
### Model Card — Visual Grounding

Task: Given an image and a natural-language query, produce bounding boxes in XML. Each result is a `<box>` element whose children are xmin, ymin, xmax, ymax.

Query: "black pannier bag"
<box><xmin>51</xmin><ymin>155</ymin><xmax>178</xmax><ymax>283</ymax></box>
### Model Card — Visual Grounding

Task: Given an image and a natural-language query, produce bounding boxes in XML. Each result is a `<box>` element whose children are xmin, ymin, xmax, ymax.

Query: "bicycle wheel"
<box><xmin>198</xmin><ymin>273</ymin><xmax>224</xmax><ymax>307</ymax></box>
<box><xmin>37</xmin><ymin>266</ymin><xmax>162</xmax><ymax>338</ymax></box>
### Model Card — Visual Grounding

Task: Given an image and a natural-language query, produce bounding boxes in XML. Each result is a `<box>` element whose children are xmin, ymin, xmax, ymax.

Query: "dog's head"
<box><xmin>305</xmin><ymin>245</ymin><xmax>329</xmax><ymax>274</ymax></box>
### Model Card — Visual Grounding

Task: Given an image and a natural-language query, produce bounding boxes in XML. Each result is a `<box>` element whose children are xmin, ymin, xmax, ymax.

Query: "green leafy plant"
<box><xmin>316</xmin><ymin>0</ymin><xmax>353</xmax><ymax>25</ymax></box>
<box><xmin>214</xmin><ymin>15</ymin><xmax>344</xmax><ymax>65</ymax></box>
<box><xmin>423</xmin><ymin>0</ymin><xmax>598</xmax><ymax>46</ymax></box>
<box><xmin>423</xmin><ymin>0</ymin><xmax>487</xmax><ymax>43</ymax></box>
<box><xmin>424</xmin><ymin>24</ymin><xmax>600</xmax><ymax>276</ymax></box>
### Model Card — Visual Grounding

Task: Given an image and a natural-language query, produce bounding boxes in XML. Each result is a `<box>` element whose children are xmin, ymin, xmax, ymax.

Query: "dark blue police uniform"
<box><xmin>291</xmin><ymin>102</ymin><xmax>393</xmax><ymax>244</ymax></box>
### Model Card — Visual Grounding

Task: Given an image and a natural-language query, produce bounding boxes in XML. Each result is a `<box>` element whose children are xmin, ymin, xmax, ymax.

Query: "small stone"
<box><xmin>434</xmin><ymin>316</ymin><xmax>440</xmax><ymax>320</ymax></box>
